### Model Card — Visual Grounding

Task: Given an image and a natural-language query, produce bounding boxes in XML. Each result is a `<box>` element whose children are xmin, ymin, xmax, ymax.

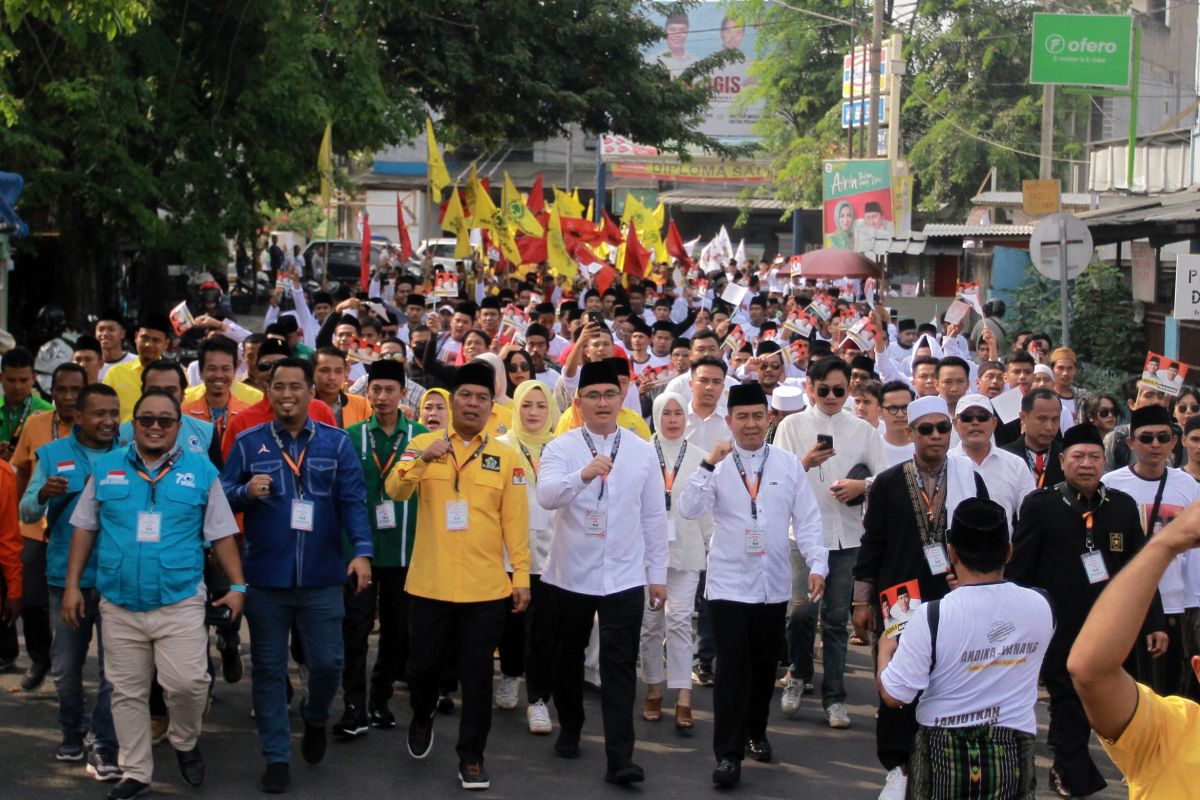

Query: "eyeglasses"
<box><xmin>580</xmin><ymin>390</ymin><xmax>621</xmax><ymax>402</ymax></box>
<box><xmin>816</xmin><ymin>385</ymin><xmax>847</xmax><ymax>398</ymax></box>
<box><xmin>914</xmin><ymin>421</ymin><xmax>953</xmax><ymax>436</ymax></box>
<box><xmin>1095</xmin><ymin>407</ymin><xmax>1116</xmax><ymax>418</ymax></box>
<box><xmin>1178</xmin><ymin>403</ymin><xmax>1200</xmax><ymax>414</ymax></box>
<box><xmin>134</xmin><ymin>415</ymin><xmax>180</xmax><ymax>429</ymax></box>
<box><xmin>957</xmin><ymin>411</ymin><xmax>993</xmax><ymax>424</ymax></box>
<box><xmin>882</xmin><ymin>404</ymin><xmax>909</xmax><ymax>416</ymax></box>
<box><xmin>1134</xmin><ymin>431</ymin><xmax>1173</xmax><ymax>445</ymax></box>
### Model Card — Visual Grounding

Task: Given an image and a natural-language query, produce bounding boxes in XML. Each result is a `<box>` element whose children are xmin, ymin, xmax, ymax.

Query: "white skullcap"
<box><xmin>771</xmin><ymin>385</ymin><xmax>805</xmax><ymax>412</ymax></box>
<box><xmin>1034</xmin><ymin>363</ymin><xmax>1053</xmax><ymax>378</ymax></box>
<box><xmin>907</xmin><ymin>395</ymin><xmax>950</xmax><ymax>423</ymax></box>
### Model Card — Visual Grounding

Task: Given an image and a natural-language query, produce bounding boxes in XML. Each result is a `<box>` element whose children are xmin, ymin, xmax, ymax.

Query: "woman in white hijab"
<box><xmin>640</xmin><ymin>391</ymin><xmax>713</xmax><ymax>730</ymax></box>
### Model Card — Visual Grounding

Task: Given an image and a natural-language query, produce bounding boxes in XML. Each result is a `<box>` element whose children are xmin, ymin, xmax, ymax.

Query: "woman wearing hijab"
<box><xmin>418</xmin><ymin>387</ymin><xmax>452</xmax><ymax>432</ymax></box>
<box><xmin>497</xmin><ymin>380</ymin><xmax>561</xmax><ymax>736</ymax></box>
<box><xmin>472</xmin><ymin>352</ymin><xmax>514</xmax><ymax>436</ymax></box>
<box><xmin>639</xmin><ymin>392</ymin><xmax>712</xmax><ymax>730</ymax></box>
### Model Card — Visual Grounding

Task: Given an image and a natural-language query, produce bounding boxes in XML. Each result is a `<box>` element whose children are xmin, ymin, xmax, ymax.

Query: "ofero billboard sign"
<box><xmin>1030</xmin><ymin>13</ymin><xmax>1133</xmax><ymax>87</ymax></box>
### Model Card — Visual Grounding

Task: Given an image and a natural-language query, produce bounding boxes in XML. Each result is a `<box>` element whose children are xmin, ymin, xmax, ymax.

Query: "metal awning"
<box><xmin>1075</xmin><ymin>190</ymin><xmax>1200</xmax><ymax>245</ymax></box>
<box><xmin>658</xmin><ymin>190</ymin><xmax>791</xmax><ymax>212</ymax></box>
<box><xmin>970</xmin><ymin>191</ymin><xmax>1096</xmax><ymax>209</ymax></box>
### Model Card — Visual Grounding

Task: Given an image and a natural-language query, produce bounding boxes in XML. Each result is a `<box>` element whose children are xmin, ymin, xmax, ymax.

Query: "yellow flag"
<box><xmin>465</xmin><ymin>163</ymin><xmax>480</xmax><ymax>223</ymax></box>
<box><xmin>502</xmin><ymin>172</ymin><xmax>544</xmax><ymax>237</ymax></box>
<box><xmin>585</xmin><ymin>198</ymin><xmax>594</xmax><ymax>225</ymax></box>
<box><xmin>425</xmin><ymin>117</ymin><xmax>451</xmax><ymax>202</ymax></box>
<box><xmin>441</xmin><ymin>186</ymin><xmax>471</xmax><ymax>258</ymax></box>
<box><xmin>317</xmin><ymin>123</ymin><xmax>333</xmax><ymax>207</ymax></box>
<box><xmin>554</xmin><ymin>185</ymin><xmax>584</xmax><ymax>219</ymax></box>
<box><xmin>472</xmin><ymin>174</ymin><xmax>504</xmax><ymax>241</ymax></box>
<box><xmin>623</xmin><ymin>195</ymin><xmax>667</xmax><ymax>263</ymax></box>
<box><xmin>547</xmin><ymin>206</ymin><xmax>576</xmax><ymax>278</ymax></box>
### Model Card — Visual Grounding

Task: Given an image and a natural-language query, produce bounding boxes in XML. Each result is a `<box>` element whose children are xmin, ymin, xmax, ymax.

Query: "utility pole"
<box><xmin>886</xmin><ymin>32</ymin><xmax>903</xmax><ymax>165</ymax></box>
<box><xmin>847</xmin><ymin>1</ymin><xmax>856</xmax><ymax>159</ymax></box>
<box><xmin>1038</xmin><ymin>0</ymin><xmax>1055</xmax><ymax>180</ymax></box>
<box><xmin>867</xmin><ymin>0</ymin><xmax>884</xmax><ymax>157</ymax></box>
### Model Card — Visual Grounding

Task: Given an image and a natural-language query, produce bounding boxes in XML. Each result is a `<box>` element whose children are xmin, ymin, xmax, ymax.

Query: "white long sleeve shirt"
<box><xmin>772</xmin><ymin>405</ymin><xmax>891</xmax><ymax>550</ymax></box>
<box><xmin>678</xmin><ymin>442</ymin><xmax>827</xmax><ymax>604</ymax></box>
<box><xmin>538</xmin><ymin>426</ymin><xmax>669</xmax><ymax>596</ymax></box>
<box><xmin>948</xmin><ymin>443</ymin><xmax>1036</xmax><ymax>532</ymax></box>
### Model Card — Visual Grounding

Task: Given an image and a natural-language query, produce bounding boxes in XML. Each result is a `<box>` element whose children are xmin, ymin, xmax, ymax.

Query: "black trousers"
<box><xmin>1043</xmin><ymin>654</ymin><xmax>1107</xmax><ymax>796</ymax></box>
<box><xmin>876</xmin><ymin>698</ymin><xmax>919</xmax><ymax>771</ymax></box>
<box><xmin>550</xmin><ymin>584</ymin><xmax>642</xmax><ymax>768</ymax></box>
<box><xmin>18</xmin><ymin>539</ymin><xmax>50</xmax><ymax>667</ymax></box>
<box><xmin>342</xmin><ymin>566</ymin><xmax>410</xmax><ymax>710</ymax></box>
<box><xmin>408</xmin><ymin>596</ymin><xmax>506</xmax><ymax>763</ymax></box>
<box><xmin>497</xmin><ymin>574</ymin><xmax>555</xmax><ymax>704</ymax></box>
<box><xmin>709</xmin><ymin>599</ymin><xmax>786</xmax><ymax>761</ymax></box>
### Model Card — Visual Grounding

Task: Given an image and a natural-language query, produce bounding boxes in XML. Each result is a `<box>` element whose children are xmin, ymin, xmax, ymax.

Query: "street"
<box><xmin>0</xmin><ymin>631</ymin><xmax>1127</xmax><ymax>799</ymax></box>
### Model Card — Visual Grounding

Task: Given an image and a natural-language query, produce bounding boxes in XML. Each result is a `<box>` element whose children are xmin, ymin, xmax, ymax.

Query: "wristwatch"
<box><xmin>699</xmin><ymin>460</ymin><xmax>715</xmax><ymax>472</ymax></box>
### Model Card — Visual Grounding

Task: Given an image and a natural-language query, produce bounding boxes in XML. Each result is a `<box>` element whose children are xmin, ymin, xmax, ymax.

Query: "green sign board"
<box><xmin>1030</xmin><ymin>13</ymin><xmax>1132</xmax><ymax>87</ymax></box>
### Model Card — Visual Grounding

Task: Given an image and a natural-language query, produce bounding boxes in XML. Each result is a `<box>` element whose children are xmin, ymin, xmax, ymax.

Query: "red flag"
<box><xmin>665</xmin><ymin>219</ymin><xmax>695</xmax><ymax>269</ymax></box>
<box><xmin>599</xmin><ymin>210</ymin><xmax>624</xmax><ymax>246</ymax></box>
<box><xmin>360</xmin><ymin>211</ymin><xmax>372</xmax><ymax>289</ymax></box>
<box><xmin>396</xmin><ymin>194</ymin><xmax>413</xmax><ymax>264</ymax></box>
<box><xmin>594</xmin><ymin>263</ymin><xmax>619</xmax><ymax>295</ymax></box>
<box><xmin>528</xmin><ymin>173</ymin><xmax>545</xmax><ymax>214</ymax></box>
<box><xmin>516</xmin><ymin>234</ymin><xmax>548</xmax><ymax>265</ymax></box>
<box><xmin>560</xmin><ymin>215</ymin><xmax>604</xmax><ymax>247</ymax></box>
<box><xmin>621</xmin><ymin>224</ymin><xmax>650</xmax><ymax>280</ymax></box>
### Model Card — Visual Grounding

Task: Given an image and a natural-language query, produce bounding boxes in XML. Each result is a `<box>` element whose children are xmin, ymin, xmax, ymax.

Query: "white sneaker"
<box><xmin>825</xmin><ymin>702</ymin><xmax>851</xmax><ymax>729</ymax></box>
<box><xmin>780</xmin><ymin>678</ymin><xmax>803</xmax><ymax>717</ymax></box>
<box><xmin>526</xmin><ymin>700</ymin><xmax>553</xmax><ymax>734</ymax></box>
<box><xmin>495</xmin><ymin>675</ymin><xmax>520</xmax><ymax>709</ymax></box>
<box><xmin>878</xmin><ymin>767</ymin><xmax>907</xmax><ymax>800</ymax></box>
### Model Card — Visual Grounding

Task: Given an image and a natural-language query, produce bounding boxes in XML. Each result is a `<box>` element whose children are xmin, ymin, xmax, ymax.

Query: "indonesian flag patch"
<box><xmin>512</xmin><ymin>468</ymin><xmax>526</xmax><ymax>485</ymax></box>
<box><xmin>101</xmin><ymin>470</ymin><xmax>128</xmax><ymax>485</ymax></box>
<box><xmin>56</xmin><ymin>460</ymin><xmax>76</xmax><ymax>474</ymax></box>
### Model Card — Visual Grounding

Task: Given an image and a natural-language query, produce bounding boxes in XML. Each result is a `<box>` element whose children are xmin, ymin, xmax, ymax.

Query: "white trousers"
<box><xmin>639</xmin><ymin>567</ymin><xmax>701</xmax><ymax>690</ymax></box>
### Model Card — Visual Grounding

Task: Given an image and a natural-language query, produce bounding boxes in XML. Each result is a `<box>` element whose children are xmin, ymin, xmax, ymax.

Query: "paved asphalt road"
<box><xmin>0</xmin><ymin>628</ymin><xmax>1127</xmax><ymax>800</ymax></box>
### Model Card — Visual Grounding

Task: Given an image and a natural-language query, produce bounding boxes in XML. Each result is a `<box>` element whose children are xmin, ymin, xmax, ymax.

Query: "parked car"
<box><xmin>303</xmin><ymin>239</ymin><xmax>385</xmax><ymax>285</ymax></box>
<box><xmin>408</xmin><ymin>238</ymin><xmax>463</xmax><ymax>274</ymax></box>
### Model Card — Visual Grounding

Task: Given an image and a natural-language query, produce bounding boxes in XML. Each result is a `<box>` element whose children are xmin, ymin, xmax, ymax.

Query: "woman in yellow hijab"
<box><xmin>497</xmin><ymin>379</ymin><xmax>560</xmax><ymax>733</ymax></box>
<box><xmin>418</xmin><ymin>387</ymin><xmax>451</xmax><ymax>432</ymax></box>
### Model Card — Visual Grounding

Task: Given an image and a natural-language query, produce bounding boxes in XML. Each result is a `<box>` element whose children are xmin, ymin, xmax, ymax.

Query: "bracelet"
<box><xmin>851</xmin><ymin>600</ymin><xmax>869</xmax><ymax>607</ymax></box>
<box><xmin>228</xmin><ymin>584</ymin><xmax>247</xmax><ymax>594</ymax></box>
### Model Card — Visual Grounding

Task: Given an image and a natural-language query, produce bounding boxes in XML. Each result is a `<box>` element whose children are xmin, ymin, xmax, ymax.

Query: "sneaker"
<box><xmin>220</xmin><ymin>647</ymin><xmax>243</xmax><ymax>684</ymax></box>
<box><xmin>437</xmin><ymin>693</ymin><xmax>455</xmax><ymax>714</ymax></box>
<box><xmin>407</xmin><ymin>711</ymin><xmax>435</xmax><ymax>759</ymax></box>
<box><xmin>175</xmin><ymin>744</ymin><xmax>205</xmax><ymax>787</ymax></box>
<box><xmin>332</xmin><ymin>705</ymin><xmax>369</xmax><ymax>738</ymax></box>
<box><xmin>879</xmin><ymin>767</ymin><xmax>907</xmax><ymax>800</ymax></box>
<box><xmin>260</xmin><ymin>763</ymin><xmax>290</xmax><ymax>794</ymax></box>
<box><xmin>20</xmin><ymin>660</ymin><xmax>50</xmax><ymax>692</ymax></box>
<box><xmin>826</xmin><ymin>702</ymin><xmax>851</xmax><ymax>729</ymax></box>
<box><xmin>369</xmin><ymin>704</ymin><xmax>397</xmax><ymax>729</ymax></box>
<box><xmin>105</xmin><ymin>778</ymin><xmax>151</xmax><ymax>800</ymax></box>
<box><xmin>780</xmin><ymin>678</ymin><xmax>803</xmax><ymax>718</ymax></box>
<box><xmin>494</xmin><ymin>675</ymin><xmax>520</xmax><ymax>709</ymax></box>
<box><xmin>458</xmin><ymin>761</ymin><xmax>491</xmax><ymax>790</ymax></box>
<box><xmin>803</xmin><ymin>681</ymin><xmax>815</xmax><ymax>695</ymax></box>
<box><xmin>56</xmin><ymin>739</ymin><xmax>86</xmax><ymax>761</ymax></box>
<box><xmin>692</xmin><ymin>663</ymin><xmax>715</xmax><ymax>687</ymax></box>
<box><xmin>86</xmin><ymin>748</ymin><xmax>123</xmax><ymax>781</ymax></box>
<box><xmin>526</xmin><ymin>700</ymin><xmax>553</xmax><ymax>735</ymax></box>
<box><xmin>150</xmin><ymin>715</ymin><xmax>169</xmax><ymax>745</ymax></box>
<box><xmin>301</xmin><ymin>723</ymin><xmax>327</xmax><ymax>764</ymax></box>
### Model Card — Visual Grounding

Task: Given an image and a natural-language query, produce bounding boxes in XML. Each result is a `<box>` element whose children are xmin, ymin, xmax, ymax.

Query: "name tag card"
<box><xmin>374</xmin><ymin>501</ymin><xmax>397</xmax><ymax>529</ymax></box>
<box><xmin>744</xmin><ymin>527</ymin><xmax>766</xmax><ymax>555</ymax></box>
<box><xmin>1082</xmin><ymin>551</ymin><xmax>1109</xmax><ymax>584</ymax></box>
<box><xmin>445</xmin><ymin>500</ymin><xmax>469</xmax><ymax>531</ymax></box>
<box><xmin>136</xmin><ymin>511</ymin><xmax>162</xmax><ymax>543</ymax></box>
<box><xmin>666</xmin><ymin>518</ymin><xmax>677</xmax><ymax>543</ymax></box>
<box><xmin>923</xmin><ymin>544</ymin><xmax>950</xmax><ymax>575</ymax></box>
<box><xmin>291</xmin><ymin>499</ymin><xmax>315</xmax><ymax>532</ymax></box>
<box><xmin>585</xmin><ymin>509</ymin><xmax>606</xmax><ymax>536</ymax></box>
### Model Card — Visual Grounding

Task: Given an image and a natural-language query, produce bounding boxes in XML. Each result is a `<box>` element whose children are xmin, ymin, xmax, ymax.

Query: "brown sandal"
<box><xmin>642</xmin><ymin>696</ymin><xmax>662</xmax><ymax>721</ymax></box>
<box><xmin>675</xmin><ymin>703</ymin><xmax>693</xmax><ymax>730</ymax></box>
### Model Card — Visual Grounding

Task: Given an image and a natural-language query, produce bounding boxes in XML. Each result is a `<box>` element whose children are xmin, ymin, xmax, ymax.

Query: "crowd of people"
<box><xmin>0</xmin><ymin>253</ymin><xmax>1198</xmax><ymax>800</ymax></box>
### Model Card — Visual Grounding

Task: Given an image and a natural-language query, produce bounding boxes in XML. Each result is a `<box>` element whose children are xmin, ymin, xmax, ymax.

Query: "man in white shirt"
<box><xmin>880</xmin><ymin>381</ymin><xmax>916</xmax><ymax>467</ymax></box>
<box><xmin>773</xmin><ymin>356</ymin><xmax>889</xmax><ymax>729</ymax></box>
<box><xmin>537</xmin><ymin>361</ymin><xmax>668</xmax><ymax>785</ymax></box>
<box><xmin>678</xmin><ymin>383</ymin><xmax>827</xmax><ymax>787</ymax></box>
<box><xmin>685</xmin><ymin>357</ymin><xmax>732</xmax><ymax>451</ymax></box>
<box><xmin>664</xmin><ymin>331</ymin><xmax>738</xmax><ymax>410</ymax></box>
<box><xmin>879</xmin><ymin>499</ymin><xmax>1054</xmax><ymax>799</ymax></box>
<box><xmin>948</xmin><ymin>394</ymin><xmax>1036</xmax><ymax>530</ymax></box>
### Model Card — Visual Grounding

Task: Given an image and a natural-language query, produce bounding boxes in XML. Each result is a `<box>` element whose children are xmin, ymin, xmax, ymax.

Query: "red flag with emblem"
<box><xmin>665</xmin><ymin>219</ymin><xmax>695</xmax><ymax>270</ymax></box>
<box><xmin>360</xmin><ymin>212</ymin><xmax>372</xmax><ymax>289</ymax></box>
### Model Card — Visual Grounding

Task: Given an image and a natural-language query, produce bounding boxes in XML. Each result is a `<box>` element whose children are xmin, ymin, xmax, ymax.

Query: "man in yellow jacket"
<box><xmin>102</xmin><ymin>312</ymin><xmax>173</xmax><ymax>422</ymax></box>
<box><xmin>386</xmin><ymin>360</ymin><xmax>529</xmax><ymax>791</ymax></box>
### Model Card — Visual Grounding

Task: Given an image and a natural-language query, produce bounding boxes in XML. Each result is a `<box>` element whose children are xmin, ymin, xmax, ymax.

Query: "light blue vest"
<box><xmin>38</xmin><ymin>434</ymin><xmax>114</xmax><ymax>588</ymax></box>
<box><xmin>118</xmin><ymin>416</ymin><xmax>213</xmax><ymax>457</ymax></box>
<box><xmin>93</xmin><ymin>445</ymin><xmax>218</xmax><ymax>612</ymax></box>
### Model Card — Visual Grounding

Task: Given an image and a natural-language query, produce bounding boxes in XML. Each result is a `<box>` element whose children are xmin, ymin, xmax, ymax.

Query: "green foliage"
<box><xmin>1069</xmin><ymin>261</ymin><xmax>1143</xmax><ymax>374</ymax></box>
<box><xmin>1010</xmin><ymin>268</ymin><xmax>1060</xmax><ymax>336</ymax></box>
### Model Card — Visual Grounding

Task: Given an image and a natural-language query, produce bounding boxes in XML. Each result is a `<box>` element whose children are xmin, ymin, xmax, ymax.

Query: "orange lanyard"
<box><xmin>731</xmin><ymin>448</ymin><xmax>768</xmax><ymax>520</ymax></box>
<box><xmin>654</xmin><ymin>437</ymin><xmax>688</xmax><ymax>512</ymax></box>
<box><xmin>518</xmin><ymin>441</ymin><xmax>542</xmax><ymax>481</ymax></box>
<box><xmin>445</xmin><ymin>432</ymin><xmax>489</xmax><ymax>493</ymax></box>
<box><xmin>371</xmin><ymin>430</ymin><xmax>403</xmax><ymax>477</ymax></box>
<box><xmin>914</xmin><ymin>461</ymin><xmax>947</xmax><ymax>521</ymax></box>
<box><xmin>271</xmin><ymin>425</ymin><xmax>310</xmax><ymax>498</ymax></box>
<box><xmin>207</xmin><ymin>403</ymin><xmax>227</xmax><ymax>441</ymax></box>
<box><xmin>135</xmin><ymin>450</ymin><xmax>181</xmax><ymax>506</ymax></box>
<box><xmin>1033</xmin><ymin>452</ymin><xmax>1047</xmax><ymax>488</ymax></box>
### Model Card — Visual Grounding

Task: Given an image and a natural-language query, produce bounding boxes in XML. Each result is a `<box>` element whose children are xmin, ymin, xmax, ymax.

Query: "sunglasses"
<box><xmin>816</xmin><ymin>385</ymin><xmax>847</xmax><ymax>398</ymax></box>
<box><xmin>1178</xmin><ymin>403</ymin><xmax>1200</xmax><ymax>414</ymax></box>
<box><xmin>1134</xmin><ymin>431</ymin><xmax>1173</xmax><ymax>445</ymax></box>
<box><xmin>914</xmin><ymin>421</ymin><xmax>953</xmax><ymax>436</ymax></box>
<box><xmin>957</xmin><ymin>411</ymin><xmax>993</xmax><ymax>424</ymax></box>
<box><xmin>506</xmin><ymin>362</ymin><xmax>531</xmax><ymax>372</ymax></box>
<box><xmin>1095</xmin><ymin>407</ymin><xmax>1116</xmax><ymax>418</ymax></box>
<box><xmin>255</xmin><ymin>361</ymin><xmax>277</xmax><ymax>372</ymax></box>
<box><xmin>134</xmin><ymin>415</ymin><xmax>180</xmax><ymax>429</ymax></box>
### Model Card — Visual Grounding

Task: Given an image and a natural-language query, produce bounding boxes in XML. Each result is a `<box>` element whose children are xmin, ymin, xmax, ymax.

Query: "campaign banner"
<box><xmin>433</xmin><ymin>271</ymin><xmax>459</xmax><ymax>298</ymax></box>
<box><xmin>168</xmin><ymin>301</ymin><xmax>195</xmax><ymax>337</ymax></box>
<box><xmin>880</xmin><ymin>579</ymin><xmax>922</xmax><ymax>639</ymax></box>
<box><xmin>1140</xmin><ymin>352</ymin><xmax>1189</xmax><ymax>397</ymax></box>
<box><xmin>823</xmin><ymin>160</ymin><xmax>894</xmax><ymax>252</ymax></box>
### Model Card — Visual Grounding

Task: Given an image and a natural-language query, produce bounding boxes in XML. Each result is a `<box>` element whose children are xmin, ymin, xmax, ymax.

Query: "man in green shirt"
<box><xmin>336</xmin><ymin>358</ymin><xmax>427</xmax><ymax>738</ymax></box>
<box><xmin>0</xmin><ymin>347</ymin><xmax>53</xmax><ymax>462</ymax></box>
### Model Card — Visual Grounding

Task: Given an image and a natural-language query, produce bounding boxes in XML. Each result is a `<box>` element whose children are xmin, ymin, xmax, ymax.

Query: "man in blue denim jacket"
<box><xmin>221</xmin><ymin>356</ymin><xmax>373</xmax><ymax>794</ymax></box>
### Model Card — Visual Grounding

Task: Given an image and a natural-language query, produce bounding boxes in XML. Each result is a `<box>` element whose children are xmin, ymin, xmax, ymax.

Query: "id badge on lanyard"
<box><xmin>923</xmin><ymin>543</ymin><xmax>950</xmax><ymax>575</ymax></box>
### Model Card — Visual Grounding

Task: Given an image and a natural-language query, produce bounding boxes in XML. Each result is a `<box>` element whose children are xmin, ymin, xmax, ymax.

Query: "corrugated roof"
<box><xmin>971</xmin><ymin>191</ymin><xmax>1095</xmax><ymax>209</ymax></box>
<box><xmin>922</xmin><ymin>224</ymin><xmax>1035</xmax><ymax>237</ymax></box>
<box><xmin>658</xmin><ymin>191</ymin><xmax>790</xmax><ymax>211</ymax></box>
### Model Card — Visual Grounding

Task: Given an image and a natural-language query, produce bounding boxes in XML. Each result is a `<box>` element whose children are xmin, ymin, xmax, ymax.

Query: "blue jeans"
<box><xmin>246</xmin><ymin>586</ymin><xmax>345</xmax><ymax>764</ymax></box>
<box><xmin>48</xmin><ymin>586</ymin><xmax>116</xmax><ymax>752</ymax></box>
<box><xmin>788</xmin><ymin>546</ymin><xmax>857</xmax><ymax>709</ymax></box>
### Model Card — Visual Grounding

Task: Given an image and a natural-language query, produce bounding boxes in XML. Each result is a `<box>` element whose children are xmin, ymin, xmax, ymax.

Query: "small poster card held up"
<box><xmin>783</xmin><ymin>307</ymin><xmax>818</xmax><ymax>337</ymax></box>
<box><xmin>1140</xmin><ymin>351</ymin><xmax>1188</xmax><ymax>397</ymax></box>
<box><xmin>789</xmin><ymin>338</ymin><xmax>810</xmax><ymax>364</ymax></box>
<box><xmin>991</xmin><ymin>386</ymin><xmax>1024</xmax><ymax>425</ymax></box>
<box><xmin>347</xmin><ymin>337</ymin><xmax>381</xmax><ymax>364</ymax></box>
<box><xmin>843</xmin><ymin>318</ymin><xmax>879</xmax><ymax>352</ymax></box>
<box><xmin>722</xmin><ymin>324</ymin><xmax>746</xmax><ymax>353</ymax></box>
<box><xmin>500</xmin><ymin>304</ymin><xmax>530</xmax><ymax>335</ymax></box>
<box><xmin>944</xmin><ymin>299</ymin><xmax>973</xmax><ymax>327</ymax></box>
<box><xmin>168</xmin><ymin>301</ymin><xmax>195</xmax><ymax>336</ymax></box>
<box><xmin>880</xmin><ymin>579</ymin><xmax>922</xmax><ymax>639</ymax></box>
<box><xmin>720</xmin><ymin>282</ymin><xmax>750</xmax><ymax>310</ymax></box>
<box><xmin>806</xmin><ymin>294</ymin><xmax>835</xmax><ymax>322</ymax></box>
<box><xmin>688</xmin><ymin>277</ymin><xmax>709</xmax><ymax>303</ymax></box>
<box><xmin>956</xmin><ymin>281</ymin><xmax>985</xmax><ymax>317</ymax></box>
<box><xmin>434</xmin><ymin>271</ymin><xmax>460</xmax><ymax>298</ymax></box>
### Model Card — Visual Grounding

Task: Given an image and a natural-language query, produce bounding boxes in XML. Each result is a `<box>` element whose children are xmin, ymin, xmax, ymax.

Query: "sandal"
<box><xmin>675</xmin><ymin>703</ymin><xmax>693</xmax><ymax>730</ymax></box>
<box><xmin>642</xmin><ymin>695</ymin><xmax>662</xmax><ymax>721</ymax></box>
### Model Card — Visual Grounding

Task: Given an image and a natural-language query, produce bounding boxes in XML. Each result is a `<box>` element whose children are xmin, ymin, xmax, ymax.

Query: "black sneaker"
<box><xmin>332</xmin><ymin>706</ymin><xmax>368</xmax><ymax>738</ymax></box>
<box><xmin>105</xmin><ymin>778</ymin><xmax>151</xmax><ymax>800</ymax></box>
<box><xmin>407</xmin><ymin>711</ymin><xmax>435</xmax><ymax>759</ymax></box>
<box><xmin>437</xmin><ymin>693</ymin><xmax>455</xmax><ymax>714</ymax></box>
<box><xmin>746</xmin><ymin>736</ymin><xmax>772</xmax><ymax>763</ymax></box>
<box><xmin>86</xmin><ymin>748</ymin><xmax>123</xmax><ymax>782</ymax></box>
<box><xmin>553</xmin><ymin>730</ymin><xmax>580</xmax><ymax>759</ymax></box>
<box><xmin>369</xmin><ymin>704</ymin><xmax>396</xmax><ymax>729</ymax></box>
<box><xmin>604</xmin><ymin>762</ymin><xmax>645</xmax><ymax>784</ymax></box>
<box><xmin>56</xmin><ymin>738</ymin><xmax>85</xmax><ymax>761</ymax></box>
<box><xmin>260</xmin><ymin>763</ymin><xmax>290</xmax><ymax>794</ymax></box>
<box><xmin>301</xmin><ymin>723</ymin><xmax>327</xmax><ymax>764</ymax></box>
<box><xmin>712</xmin><ymin>757</ymin><xmax>741</xmax><ymax>787</ymax></box>
<box><xmin>220</xmin><ymin>648</ymin><xmax>243</xmax><ymax>684</ymax></box>
<box><xmin>692</xmin><ymin>663</ymin><xmax>715</xmax><ymax>687</ymax></box>
<box><xmin>20</xmin><ymin>660</ymin><xmax>50</xmax><ymax>692</ymax></box>
<box><xmin>175</xmin><ymin>744</ymin><xmax>205</xmax><ymax>787</ymax></box>
<box><xmin>458</xmin><ymin>761</ymin><xmax>491</xmax><ymax>790</ymax></box>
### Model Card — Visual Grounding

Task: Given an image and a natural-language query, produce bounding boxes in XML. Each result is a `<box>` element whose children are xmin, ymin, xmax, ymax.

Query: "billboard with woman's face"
<box><xmin>823</xmin><ymin>160</ymin><xmax>894</xmax><ymax>251</ymax></box>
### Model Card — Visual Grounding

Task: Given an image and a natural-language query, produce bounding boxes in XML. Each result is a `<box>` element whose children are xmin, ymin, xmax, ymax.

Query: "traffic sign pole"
<box><xmin>1058</xmin><ymin>214</ymin><xmax>1070</xmax><ymax>347</ymax></box>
